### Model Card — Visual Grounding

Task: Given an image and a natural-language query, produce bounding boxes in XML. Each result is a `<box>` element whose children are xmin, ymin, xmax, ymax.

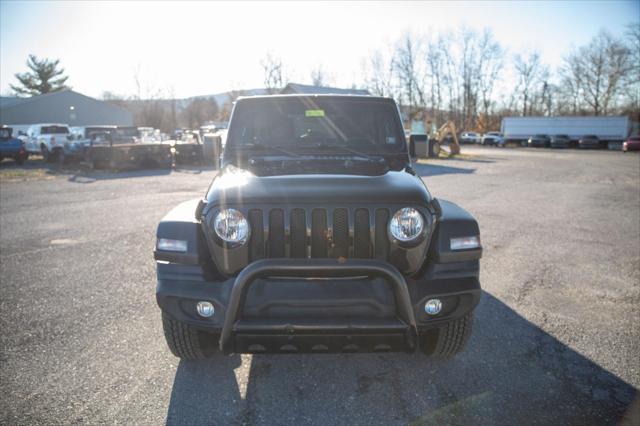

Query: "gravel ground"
<box><xmin>0</xmin><ymin>146</ymin><xmax>638</xmax><ymax>425</ymax></box>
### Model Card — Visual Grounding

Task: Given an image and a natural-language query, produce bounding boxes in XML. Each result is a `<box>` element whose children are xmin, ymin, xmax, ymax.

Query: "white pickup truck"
<box><xmin>25</xmin><ymin>123</ymin><xmax>84</xmax><ymax>162</ymax></box>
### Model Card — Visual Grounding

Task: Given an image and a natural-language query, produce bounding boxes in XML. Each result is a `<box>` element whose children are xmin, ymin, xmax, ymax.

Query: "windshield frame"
<box><xmin>225</xmin><ymin>95</ymin><xmax>408</xmax><ymax>155</ymax></box>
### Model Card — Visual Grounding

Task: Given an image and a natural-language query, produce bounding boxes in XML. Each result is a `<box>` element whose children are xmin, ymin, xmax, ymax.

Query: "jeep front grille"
<box><xmin>247</xmin><ymin>207</ymin><xmax>390</xmax><ymax>261</ymax></box>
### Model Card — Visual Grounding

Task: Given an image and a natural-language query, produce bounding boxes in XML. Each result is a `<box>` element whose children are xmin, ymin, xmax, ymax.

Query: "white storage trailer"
<box><xmin>501</xmin><ymin>116</ymin><xmax>631</xmax><ymax>148</ymax></box>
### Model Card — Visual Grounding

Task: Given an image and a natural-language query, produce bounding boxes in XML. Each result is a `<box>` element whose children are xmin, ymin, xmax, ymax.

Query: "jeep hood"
<box><xmin>205</xmin><ymin>168</ymin><xmax>432</xmax><ymax>206</ymax></box>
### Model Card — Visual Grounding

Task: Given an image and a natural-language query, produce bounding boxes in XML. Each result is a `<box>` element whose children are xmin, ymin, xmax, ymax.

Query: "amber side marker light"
<box><xmin>157</xmin><ymin>238</ymin><xmax>188</xmax><ymax>252</ymax></box>
<box><xmin>450</xmin><ymin>236</ymin><xmax>480</xmax><ymax>251</ymax></box>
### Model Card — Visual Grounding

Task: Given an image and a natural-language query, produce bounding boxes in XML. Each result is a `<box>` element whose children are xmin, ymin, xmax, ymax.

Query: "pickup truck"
<box><xmin>25</xmin><ymin>123</ymin><xmax>83</xmax><ymax>163</ymax></box>
<box><xmin>0</xmin><ymin>126</ymin><xmax>28</xmax><ymax>164</ymax></box>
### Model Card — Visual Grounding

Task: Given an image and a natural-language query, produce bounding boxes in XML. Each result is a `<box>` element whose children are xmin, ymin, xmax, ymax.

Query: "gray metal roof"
<box><xmin>0</xmin><ymin>97</ymin><xmax>24</xmax><ymax>108</ymax></box>
<box><xmin>0</xmin><ymin>89</ymin><xmax>133</xmax><ymax>126</ymax></box>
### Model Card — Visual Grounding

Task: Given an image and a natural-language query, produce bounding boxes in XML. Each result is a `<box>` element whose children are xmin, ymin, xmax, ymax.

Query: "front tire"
<box><xmin>41</xmin><ymin>145</ymin><xmax>52</xmax><ymax>163</ymax></box>
<box><xmin>161</xmin><ymin>312</ymin><xmax>218</xmax><ymax>359</ymax></box>
<box><xmin>419</xmin><ymin>313</ymin><xmax>474</xmax><ymax>358</ymax></box>
<box><xmin>54</xmin><ymin>149</ymin><xmax>65</xmax><ymax>165</ymax></box>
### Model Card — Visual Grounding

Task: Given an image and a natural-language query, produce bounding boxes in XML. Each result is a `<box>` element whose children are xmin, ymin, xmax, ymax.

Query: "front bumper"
<box><xmin>0</xmin><ymin>147</ymin><xmax>27</xmax><ymax>159</ymax></box>
<box><xmin>174</xmin><ymin>144</ymin><xmax>203</xmax><ymax>164</ymax></box>
<box><xmin>156</xmin><ymin>258</ymin><xmax>481</xmax><ymax>354</ymax></box>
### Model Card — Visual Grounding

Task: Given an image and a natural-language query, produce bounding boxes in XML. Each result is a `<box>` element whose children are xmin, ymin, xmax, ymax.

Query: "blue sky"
<box><xmin>1</xmin><ymin>1</ymin><xmax>638</xmax><ymax>99</ymax></box>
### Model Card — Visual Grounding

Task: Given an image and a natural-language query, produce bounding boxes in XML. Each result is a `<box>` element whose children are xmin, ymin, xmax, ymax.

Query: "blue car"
<box><xmin>0</xmin><ymin>126</ymin><xmax>28</xmax><ymax>165</ymax></box>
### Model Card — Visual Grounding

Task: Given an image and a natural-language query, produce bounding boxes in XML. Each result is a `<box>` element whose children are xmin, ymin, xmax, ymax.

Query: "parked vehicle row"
<box><xmin>460</xmin><ymin>129</ymin><xmax>638</xmax><ymax>151</ymax></box>
<box><xmin>0</xmin><ymin>122</ymin><xmax>177</xmax><ymax>168</ymax></box>
<box><xmin>0</xmin><ymin>122</ymin><xmax>229</xmax><ymax>167</ymax></box>
<box><xmin>527</xmin><ymin>133</ymin><xmax>610</xmax><ymax>149</ymax></box>
<box><xmin>77</xmin><ymin>126</ymin><xmax>172</xmax><ymax>169</ymax></box>
<box><xmin>460</xmin><ymin>131</ymin><xmax>505</xmax><ymax>147</ymax></box>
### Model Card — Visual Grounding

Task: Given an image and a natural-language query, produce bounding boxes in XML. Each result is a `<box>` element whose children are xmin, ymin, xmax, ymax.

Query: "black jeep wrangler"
<box><xmin>155</xmin><ymin>94</ymin><xmax>482</xmax><ymax>359</ymax></box>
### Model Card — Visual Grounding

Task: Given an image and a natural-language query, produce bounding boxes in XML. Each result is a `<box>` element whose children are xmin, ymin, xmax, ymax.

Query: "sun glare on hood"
<box><xmin>215</xmin><ymin>164</ymin><xmax>253</xmax><ymax>190</ymax></box>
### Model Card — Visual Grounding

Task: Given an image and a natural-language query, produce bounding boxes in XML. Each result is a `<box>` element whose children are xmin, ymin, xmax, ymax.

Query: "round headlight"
<box><xmin>214</xmin><ymin>209</ymin><xmax>249</xmax><ymax>244</ymax></box>
<box><xmin>389</xmin><ymin>207</ymin><xmax>424</xmax><ymax>242</ymax></box>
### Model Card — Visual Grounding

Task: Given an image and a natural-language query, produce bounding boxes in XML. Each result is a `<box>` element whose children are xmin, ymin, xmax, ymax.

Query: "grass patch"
<box><xmin>0</xmin><ymin>168</ymin><xmax>55</xmax><ymax>182</ymax></box>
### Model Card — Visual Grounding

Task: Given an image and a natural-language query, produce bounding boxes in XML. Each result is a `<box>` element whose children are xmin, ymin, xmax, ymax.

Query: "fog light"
<box><xmin>196</xmin><ymin>301</ymin><xmax>215</xmax><ymax>318</ymax></box>
<box><xmin>424</xmin><ymin>299</ymin><xmax>442</xmax><ymax>315</ymax></box>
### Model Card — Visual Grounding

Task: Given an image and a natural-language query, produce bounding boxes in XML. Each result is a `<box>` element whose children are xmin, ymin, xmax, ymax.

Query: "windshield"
<box><xmin>227</xmin><ymin>97</ymin><xmax>405</xmax><ymax>153</ymax></box>
<box><xmin>0</xmin><ymin>128</ymin><xmax>12</xmax><ymax>138</ymax></box>
<box><xmin>84</xmin><ymin>127</ymin><xmax>114</xmax><ymax>138</ymax></box>
<box><xmin>41</xmin><ymin>125</ymin><xmax>69</xmax><ymax>134</ymax></box>
<box><xmin>116</xmin><ymin>127</ymin><xmax>139</xmax><ymax>137</ymax></box>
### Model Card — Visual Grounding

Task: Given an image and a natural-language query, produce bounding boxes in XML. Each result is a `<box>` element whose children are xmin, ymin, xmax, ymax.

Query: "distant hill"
<box><xmin>189</xmin><ymin>88</ymin><xmax>270</xmax><ymax>107</ymax></box>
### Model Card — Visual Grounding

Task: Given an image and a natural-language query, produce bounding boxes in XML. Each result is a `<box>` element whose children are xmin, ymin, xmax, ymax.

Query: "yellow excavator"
<box><xmin>430</xmin><ymin>120</ymin><xmax>461</xmax><ymax>156</ymax></box>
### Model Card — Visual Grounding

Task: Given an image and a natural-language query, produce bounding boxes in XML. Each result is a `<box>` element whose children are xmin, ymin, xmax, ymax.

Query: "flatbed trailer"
<box><xmin>88</xmin><ymin>140</ymin><xmax>172</xmax><ymax>170</ymax></box>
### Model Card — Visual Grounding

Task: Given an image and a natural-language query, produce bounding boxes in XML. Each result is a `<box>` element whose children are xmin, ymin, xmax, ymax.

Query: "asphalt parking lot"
<box><xmin>0</xmin><ymin>146</ymin><xmax>638</xmax><ymax>425</ymax></box>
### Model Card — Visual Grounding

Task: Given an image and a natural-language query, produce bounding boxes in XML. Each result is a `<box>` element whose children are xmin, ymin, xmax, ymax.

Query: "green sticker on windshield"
<box><xmin>305</xmin><ymin>109</ymin><xmax>325</xmax><ymax>117</ymax></box>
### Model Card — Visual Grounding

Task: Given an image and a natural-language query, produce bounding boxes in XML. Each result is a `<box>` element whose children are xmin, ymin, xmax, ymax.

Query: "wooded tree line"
<box><xmin>102</xmin><ymin>91</ymin><xmax>223</xmax><ymax>133</ymax></box>
<box><xmin>113</xmin><ymin>20</ymin><xmax>639</xmax><ymax>133</ymax></box>
<box><xmin>361</xmin><ymin>24</ymin><xmax>639</xmax><ymax>132</ymax></box>
<box><xmin>10</xmin><ymin>24</ymin><xmax>638</xmax><ymax>133</ymax></box>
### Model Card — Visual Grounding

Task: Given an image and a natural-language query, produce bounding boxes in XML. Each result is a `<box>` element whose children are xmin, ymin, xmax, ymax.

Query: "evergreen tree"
<box><xmin>11</xmin><ymin>55</ymin><xmax>69</xmax><ymax>96</ymax></box>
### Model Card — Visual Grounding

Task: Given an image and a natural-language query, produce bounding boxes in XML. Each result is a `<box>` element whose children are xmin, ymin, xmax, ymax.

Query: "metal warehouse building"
<box><xmin>0</xmin><ymin>89</ymin><xmax>132</xmax><ymax>127</ymax></box>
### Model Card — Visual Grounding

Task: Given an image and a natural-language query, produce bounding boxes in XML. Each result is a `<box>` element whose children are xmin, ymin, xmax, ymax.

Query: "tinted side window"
<box><xmin>41</xmin><ymin>126</ymin><xmax>70</xmax><ymax>134</ymax></box>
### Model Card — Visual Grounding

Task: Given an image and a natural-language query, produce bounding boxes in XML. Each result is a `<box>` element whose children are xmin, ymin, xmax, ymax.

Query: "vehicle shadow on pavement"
<box><xmin>66</xmin><ymin>165</ymin><xmax>219</xmax><ymax>183</ymax></box>
<box><xmin>67</xmin><ymin>168</ymin><xmax>173</xmax><ymax>183</ymax></box>
<box><xmin>166</xmin><ymin>292</ymin><xmax>638</xmax><ymax>425</ymax></box>
<box><xmin>166</xmin><ymin>354</ymin><xmax>243</xmax><ymax>425</ymax></box>
<box><xmin>412</xmin><ymin>163</ymin><xmax>476</xmax><ymax>177</ymax></box>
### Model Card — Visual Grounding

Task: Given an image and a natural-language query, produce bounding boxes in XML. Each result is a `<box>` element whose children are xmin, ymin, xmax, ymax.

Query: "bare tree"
<box><xmin>310</xmin><ymin>65</ymin><xmax>333</xmax><ymax>86</ymax></box>
<box><xmin>261</xmin><ymin>53</ymin><xmax>286</xmax><ymax>94</ymax></box>
<box><xmin>183</xmin><ymin>98</ymin><xmax>219</xmax><ymax>129</ymax></box>
<box><xmin>362</xmin><ymin>49</ymin><xmax>396</xmax><ymax>98</ymax></box>
<box><xmin>394</xmin><ymin>32</ymin><xmax>425</xmax><ymax>118</ymax></box>
<box><xmin>167</xmin><ymin>86</ymin><xmax>177</xmax><ymax>132</ymax></box>
<box><xmin>438</xmin><ymin>33</ymin><xmax>459</xmax><ymax>121</ymax></box>
<box><xmin>424</xmin><ymin>36</ymin><xmax>445</xmax><ymax>126</ymax></box>
<box><xmin>476</xmin><ymin>29</ymin><xmax>504</xmax><ymax>127</ymax></box>
<box><xmin>622</xmin><ymin>23</ymin><xmax>640</xmax><ymax>115</ymax></box>
<box><xmin>129</xmin><ymin>68</ymin><xmax>168</xmax><ymax>130</ymax></box>
<box><xmin>217</xmin><ymin>88</ymin><xmax>243</xmax><ymax>121</ymax></box>
<box><xmin>424</xmin><ymin>28</ymin><xmax>502</xmax><ymax>131</ymax></box>
<box><xmin>514</xmin><ymin>52</ymin><xmax>548</xmax><ymax>116</ymax></box>
<box><xmin>557</xmin><ymin>56</ymin><xmax>585</xmax><ymax>115</ymax></box>
<box><xmin>564</xmin><ymin>31</ymin><xmax>631</xmax><ymax>115</ymax></box>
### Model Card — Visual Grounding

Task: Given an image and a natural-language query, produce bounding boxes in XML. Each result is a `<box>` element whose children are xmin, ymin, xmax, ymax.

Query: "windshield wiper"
<box><xmin>313</xmin><ymin>142</ymin><xmax>380</xmax><ymax>162</ymax></box>
<box><xmin>241</xmin><ymin>142</ymin><xmax>301</xmax><ymax>158</ymax></box>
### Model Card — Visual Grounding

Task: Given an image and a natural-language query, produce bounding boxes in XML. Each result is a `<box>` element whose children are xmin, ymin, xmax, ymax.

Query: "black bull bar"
<box><xmin>219</xmin><ymin>259</ymin><xmax>418</xmax><ymax>354</ymax></box>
